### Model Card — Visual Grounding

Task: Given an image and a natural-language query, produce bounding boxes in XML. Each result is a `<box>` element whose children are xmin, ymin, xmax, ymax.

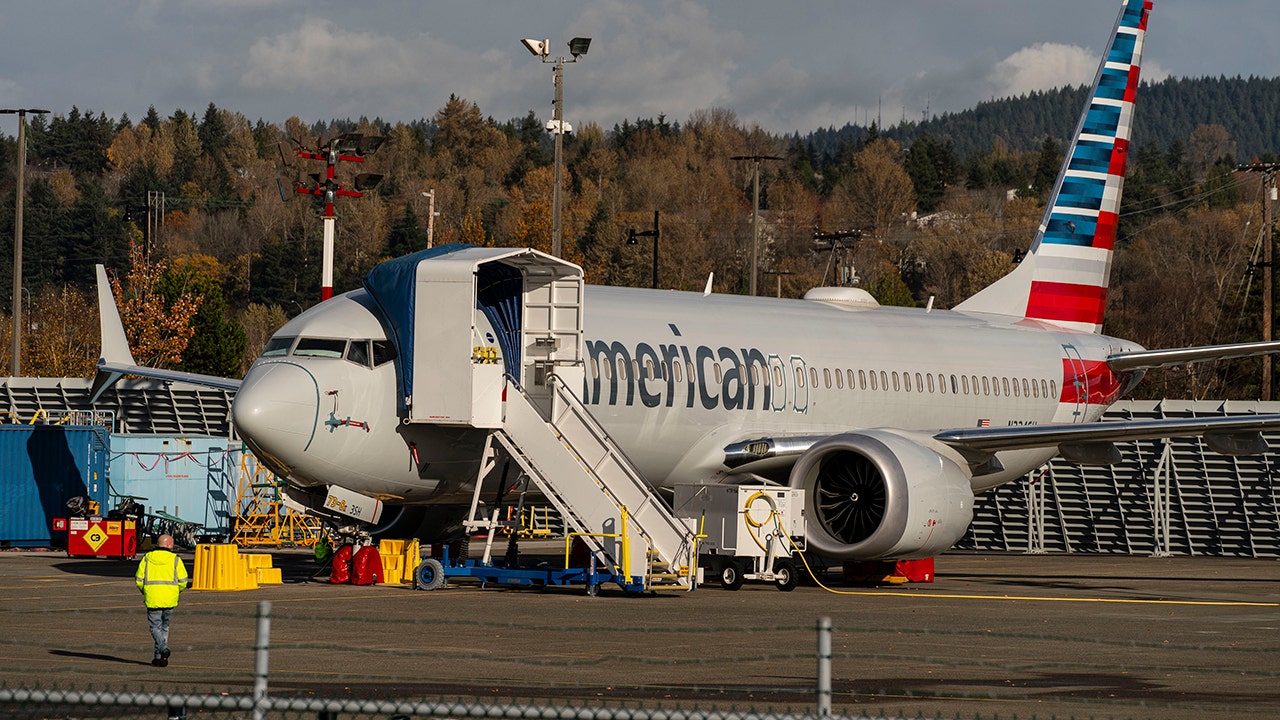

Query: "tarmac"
<box><xmin>1</xmin><ymin>547</ymin><xmax>1278</xmax><ymax>720</ymax></box>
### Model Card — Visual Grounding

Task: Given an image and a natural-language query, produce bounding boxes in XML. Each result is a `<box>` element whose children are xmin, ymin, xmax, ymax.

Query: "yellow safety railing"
<box><xmin>562</xmin><ymin>506</ymin><xmax>650</xmax><ymax>587</ymax></box>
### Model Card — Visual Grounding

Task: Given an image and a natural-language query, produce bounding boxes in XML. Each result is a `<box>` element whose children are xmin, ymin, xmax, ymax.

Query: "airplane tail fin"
<box><xmin>953</xmin><ymin>0</ymin><xmax>1151</xmax><ymax>334</ymax></box>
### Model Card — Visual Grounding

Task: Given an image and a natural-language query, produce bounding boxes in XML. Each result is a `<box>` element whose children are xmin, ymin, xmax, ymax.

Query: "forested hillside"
<box><xmin>0</xmin><ymin>75</ymin><xmax>1275</xmax><ymax>400</ymax></box>
<box><xmin>804</xmin><ymin>76</ymin><xmax>1280</xmax><ymax>164</ymax></box>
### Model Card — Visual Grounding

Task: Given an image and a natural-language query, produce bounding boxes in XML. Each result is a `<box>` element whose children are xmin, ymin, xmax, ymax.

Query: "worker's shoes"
<box><xmin>160</xmin><ymin>648</ymin><xmax>171</xmax><ymax>660</ymax></box>
<box><xmin>152</xmin><ymin>654</ymin><xmax>169</xmax><ymax>667</ymax></box>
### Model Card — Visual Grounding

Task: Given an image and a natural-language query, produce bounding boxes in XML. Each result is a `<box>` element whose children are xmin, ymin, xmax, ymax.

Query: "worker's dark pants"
<box><xmin>146</xmin><ymin>608</ymin><xmax>174</xmax><ymax>658</ymax></box>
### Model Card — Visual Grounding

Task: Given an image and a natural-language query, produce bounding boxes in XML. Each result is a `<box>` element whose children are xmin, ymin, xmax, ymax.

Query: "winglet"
<box><xmin>703</xmin><ymin>272</ymin><xmax>714</xmax><ymax>296</ymax></box>
<box><xmin>90</xmin><ymin>264</ymin><xmax>137</xmax><ymax>403</ymax></box>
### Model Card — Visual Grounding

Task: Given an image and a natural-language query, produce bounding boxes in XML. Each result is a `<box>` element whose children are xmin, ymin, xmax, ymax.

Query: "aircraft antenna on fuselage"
<box><xmin>953</xmin><ymin>0</ymin><xmax>1152</xmax><ymax>335</ymax></box>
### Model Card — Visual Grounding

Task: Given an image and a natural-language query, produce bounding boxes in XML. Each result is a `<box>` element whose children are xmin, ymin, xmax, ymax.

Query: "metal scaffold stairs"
<box><xmin>495</xmin><ymin>375</ymin><xmax>698</xmax><ymax>591</ymax></box>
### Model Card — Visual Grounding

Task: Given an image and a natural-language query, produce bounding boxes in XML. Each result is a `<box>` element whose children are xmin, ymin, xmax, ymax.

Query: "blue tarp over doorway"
<box><xmin>361</xmin><ymin>244</ymin><xmax>524</xmax><ymax>416</ymax></box>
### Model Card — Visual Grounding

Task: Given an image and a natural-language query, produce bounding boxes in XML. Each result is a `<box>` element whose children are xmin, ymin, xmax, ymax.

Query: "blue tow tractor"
<box><xmin>412</xmin><ymin>541</ymin><xmax>647</xmax><ymax>596</ymax></box>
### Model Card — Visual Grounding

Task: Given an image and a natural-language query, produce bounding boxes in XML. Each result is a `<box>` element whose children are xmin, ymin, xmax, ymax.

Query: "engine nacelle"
<box><xmin>787</xmin><ymin>430</ymin><xmax>974</xmax><ymax>560</ymax></box>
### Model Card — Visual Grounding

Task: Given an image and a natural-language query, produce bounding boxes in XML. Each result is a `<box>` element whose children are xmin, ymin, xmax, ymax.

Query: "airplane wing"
<box><xmin>90</xmin><ymin>264</ymin><xmax>242</xmax><ymax>403</ymax></box>
<box><xmin>1107</xmin><ymin>340</ymin><xmax>1280</xmax><ymax>371</ymax></box>
<box><xmin>723</xmin><ymin>412</ymin><xmax>1280</xmax><ymax>479</ymax></box>
<box><xmin>934</xmin><ymin>413</ymin><xmax>1280</xmax><ymax>469</ymax></box>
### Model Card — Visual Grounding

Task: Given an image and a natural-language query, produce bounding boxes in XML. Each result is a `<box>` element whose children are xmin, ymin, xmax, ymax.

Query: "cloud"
<box><xmin>565</xmin><ymin>0</ymin><xmax>744</xmax><ymax>127</ymax></box>
<box><xmin>241</xmin><ymin>19</ymin><xmax>421</xmax><ymax>92</ymax></box>
<box><xmin>989</xmin><ymin>42</ymin><xmax>1099</xmax><ymax>96</ymax></box>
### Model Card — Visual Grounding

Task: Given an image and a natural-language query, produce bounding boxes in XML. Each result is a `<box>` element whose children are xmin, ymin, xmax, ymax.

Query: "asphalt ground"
<box><xmin>1</xmin><ymin>547</ymin><xmax>1278</xmax><ymax>720</ymax></box>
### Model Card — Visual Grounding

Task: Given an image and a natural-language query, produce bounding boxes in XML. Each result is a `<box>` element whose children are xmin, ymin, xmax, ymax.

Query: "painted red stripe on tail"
<box><xmin>1094</xmin><ymin>211</ymin><xmax>1118</xmax><ymax>250</ymax></box>
<box><xmin>1027</xmin><ymin>282</ymin><xmax>1107</xmax><ymax>325</ymax></box>
<box><xmin>1124</xmin><ymin>67</ymin><xmax>1141</xmax><ymax>103</ymax></box>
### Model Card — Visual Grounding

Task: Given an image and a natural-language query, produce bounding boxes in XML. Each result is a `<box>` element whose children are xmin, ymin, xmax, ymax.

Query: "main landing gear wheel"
<box><xmin>719</xmin><ymin>561</ymin><xmax>744</xmax><ymax>591</ymax></box>
<box><xmin>414</xmin><ymin>558</ymin><xmax>445</xmax><ymax>591</ymax></box>
<box><xmin>773</xmin><ymin>558</ymin><xmax>799</xmax><ymax>592</ymax></box>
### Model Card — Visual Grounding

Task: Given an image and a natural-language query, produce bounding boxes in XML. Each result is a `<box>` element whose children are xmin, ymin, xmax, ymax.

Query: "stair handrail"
<box><xmin>504</xmin><ymin>375</ymin><xmax>695</xmax><ymax>588</ymax></box>
<box><xmin>544</xmin><ymin>374</ymin><xmax>698</xmax><ymax>572</ymax></box>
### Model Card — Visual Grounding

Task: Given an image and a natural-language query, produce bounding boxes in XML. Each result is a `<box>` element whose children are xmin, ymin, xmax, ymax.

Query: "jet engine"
<box><xmin>787</xmin><ymin>430</ymin><xmax>974</xmax><ymax>560</ymax></box>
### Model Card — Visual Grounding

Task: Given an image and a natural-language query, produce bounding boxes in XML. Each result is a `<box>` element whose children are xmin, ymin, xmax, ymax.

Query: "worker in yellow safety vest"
<box><xmin>135</xmin><ymin>534</ymin><xmax>189</xmax><ymax>667</ymax></box>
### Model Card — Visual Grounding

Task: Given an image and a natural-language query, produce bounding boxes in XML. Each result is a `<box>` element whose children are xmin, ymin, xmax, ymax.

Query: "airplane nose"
<box><xmin>232</xmin><ymin>362</ymin><xmax>320</xmax><ymax>455</ymax></box>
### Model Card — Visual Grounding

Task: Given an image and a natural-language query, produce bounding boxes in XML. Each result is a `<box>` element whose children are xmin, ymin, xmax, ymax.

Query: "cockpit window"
<box><xmin>346</xmin><ymin>340</ymin><xmax>371</xmax><ymax>368</ymax></box>
<box><xmin>372</xmin><ymin>340</ymin><xmax>397</xmax><ymax>367</ymax></box>
<box><xmin>292</xmin><ymin>338</ymin><xmax>347</xmax><ymax>358</ymax></box>
<box><xmin>261</xmin><ymin>337</ymin><xmax>295</xmax><ymax>357</ymax></box>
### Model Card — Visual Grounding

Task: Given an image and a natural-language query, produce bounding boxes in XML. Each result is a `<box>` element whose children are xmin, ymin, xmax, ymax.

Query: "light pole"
<box><xmin>521</xmin><ymin>36</ymin><xmax>591</xmax><ymax>258</ymax></box>
<box><xmin>1</xmin><ymin>107</ymin><xmax>50</xmax><ymax>377</ymax></box>
<box><xmin>627</xmin><ymin>210</ymin><xmax>660</xmax><ymax>289</ymax></box>
<box><xmin>731</xmin><ymin>154</ymin><xmax>782</xmax><ymax>296</ymax></box>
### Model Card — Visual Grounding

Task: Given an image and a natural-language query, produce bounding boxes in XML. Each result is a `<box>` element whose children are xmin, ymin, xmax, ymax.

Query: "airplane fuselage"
<box><xmin>232</xmin><ymin>284</ymin><xmax>1144</xmax><ymax>507</ymax></box>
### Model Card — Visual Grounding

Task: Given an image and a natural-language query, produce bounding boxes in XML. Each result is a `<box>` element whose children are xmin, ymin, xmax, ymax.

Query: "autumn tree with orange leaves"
<box><xmin>110</xmin><ymin>239</ymin><xmax>203</xmax><ymax>369</ymax></box>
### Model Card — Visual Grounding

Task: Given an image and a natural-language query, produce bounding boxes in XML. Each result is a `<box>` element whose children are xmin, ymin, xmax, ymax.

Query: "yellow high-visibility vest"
<box><xmin>135</xmin><ymin>549</ymin><xmax>189</xmax><ymax>608</ymax></box>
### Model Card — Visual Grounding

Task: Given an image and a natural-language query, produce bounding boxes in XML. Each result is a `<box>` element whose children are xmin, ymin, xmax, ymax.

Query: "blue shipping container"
<box><xmin>108</xmin><ymin>435</ymin><xmax>240</xmax><ymax>538</ymax></box>
<box><xmin>0</xmin><ymin>425</ymin><xmax>110</xmax><ymax>547</ymax></box>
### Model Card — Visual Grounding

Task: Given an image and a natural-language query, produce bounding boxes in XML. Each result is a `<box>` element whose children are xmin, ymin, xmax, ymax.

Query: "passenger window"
<box><xmin>1050</xmin><ymin>380</ymin><xmax>1057</xmax><ymax>398</ymax></box>
<box><xmin>982</xmin><ymin>377</ymin><xmax>990</xmax><ymax>395</ymax></box>
<box><xmin>870</xmin><ymin>371</ymin><xmax>878</xmax><ymax>391</ymax></box>
<box><xmin>617</xmin><ymin>358</ymin><xmax>628</xmax><ymax>379</ymax></box>
<box><xmin>962</xmin><ymin>375</ymin><xmax>970</xmax><ymax>395</ymax></box>
<box><xmin>372</xmin><ymin>340</ymin><xmax>397</xmax><ymax>366</ymax></box>
<box><xmin>1022</xmin><ymin>378</ymin><xmax>1030</xmax><ymax>397</ymax></box>
<box><xmin>835</xmin><ymin>370</ymin><xmax>843</xmax><ymax>390</ymax></box>
<box><xmin>796</xmin><ymin>367</ymin><xmax>806</xmax><ymax>389</ymax></box>
<box><xmin>880</xmin><ymin>371</ymin><xmax>888</xmax><ymax>391</ymax></box>
<box><xmin>345</xmin><ymin>340</ymin><xmax>371</xmax><ymax>368</ymax></box>
<box><xmin>673</xmin><ymin>361</ymin><xmax>683</xmax><ymax>383</ymax></box>
<box><xmin>1002</xmin><ymin>377</ymin><xmax>1010</xmax><ymax>396</ymax></box>
<box><xmin>893</xmin><ymin>372</ymin><xmax>901</xmax><ymax>392</ymax></box>
<box><xmin>604</xmin><ymin>360</ymin><xmax>613</xmax><ymax>380</ymax></box>
<box><xmin>293</xmin><ymin>338</ymin><xmax>346</xmax><ymax>358</ymax></box>
<box><xmin>847</xmin><ymin>369</ymin><xmax>855</xmax><ymax>389</ymax></box>
<box><xmin>714</xmin><ymin>363</ymin><xmax>723</xmax><ymax>383</ymax></box>
<box><xmin>903</xmin><ymin>372</ymin><xmax>911</xmax><ymax>392</ymax></box>
<box><xmin>916</xmin><ymin>373</ymin><xmax>923</xmax><ymax>392</ymax></box>
<box><xmin>810</xmin><ymin>367</ymin><xmax>818</xmax><ymax>388</ymax></box>
<box><xmin>859</xmin><ymin>370</ymin><xmax>866</xmax><ymax>390</ymax></box>
<box><xmin>824</xmin><ymin>368</ymin><xmax>831</xmax><ymax>389</ymax></box>
<box><xmin>927</xmin><ymin>374</ymin><xmax>935</xmax><ymax>393</ymax></box>
<box><xmin>773</xmin><ymin>366</ymin><xmax>783</xmax><ymax>386</ymax></box>
<box><xmin>262</xmin><ymin>337</ymin><xmax>295</xmax><ymax>357</ymax></box>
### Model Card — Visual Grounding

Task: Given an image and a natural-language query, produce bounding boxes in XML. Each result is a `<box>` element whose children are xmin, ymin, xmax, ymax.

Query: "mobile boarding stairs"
<box><xmin>375</xmin><ymin>246</ymin><xmax>699</xmax><ymax>593</ymax></box>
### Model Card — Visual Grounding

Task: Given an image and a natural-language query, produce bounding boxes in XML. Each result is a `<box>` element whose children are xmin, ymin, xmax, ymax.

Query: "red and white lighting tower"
<box><xmin>287</xmin><ymin>133</ymin><xmax>383</xmax><ymax>301</ymax></box>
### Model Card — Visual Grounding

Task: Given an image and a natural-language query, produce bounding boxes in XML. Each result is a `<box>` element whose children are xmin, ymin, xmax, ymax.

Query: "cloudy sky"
<box><xmin>0</xmin><ymin>1</ymin><xmax>1274</xmax><ymax>136</ymax></box>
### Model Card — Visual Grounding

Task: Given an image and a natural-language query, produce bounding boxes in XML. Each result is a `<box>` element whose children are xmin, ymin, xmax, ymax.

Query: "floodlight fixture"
<box><xmin>568</xmin><ymin>37</ymin><xmax>591</xmax><ymax>58</ymax></box>
<box><xmin>353</xmin><ymin>173</ymin><xmax>383</xmax><ymax>192</ymax></box>
<box><xmin>521</xmin><ymin>38</ymin><xmax>549</xmax><ymax>58</ymax></box>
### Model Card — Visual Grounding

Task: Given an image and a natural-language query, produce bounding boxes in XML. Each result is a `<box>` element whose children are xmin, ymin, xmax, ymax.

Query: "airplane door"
<box><xmin>1062</xmin><ymin>344</ymin><xmax>1088</xmax><ymax>423</ymax></box>
<box><xmin>790</xmin><ymin>355</ymin><xmax>809</xmax><ymax>414</ymax></box>
<box><xmin>767</xmin><ymin>354</ymin><xmax>787</xmax><ymax>412</ymax></box>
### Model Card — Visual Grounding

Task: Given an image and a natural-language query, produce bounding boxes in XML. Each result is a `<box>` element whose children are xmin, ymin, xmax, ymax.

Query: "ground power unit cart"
<box><xmin>674</xmin><ymin>484</ymin><xmax>805</xmax><ymax>591</ymax></box>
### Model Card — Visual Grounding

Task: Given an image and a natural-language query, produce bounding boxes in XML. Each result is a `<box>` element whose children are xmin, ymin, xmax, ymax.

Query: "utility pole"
<box><xmin>423</xmin><ymin>190</ymin><xmax>437</xmax><ymax>248</ymax></box>
<box><xmin>1241</xmin><ymin>161</ymin><xmax>1279</xmax><ymax>399</ymax></box>
<box><xmin>1</xmin><ymin>107</ymin><xmax>50</xmax><ymax>377</ymax></box>
<box><xmin>147</xmin><ymin>190</ymin><xmax>166</xmax><ymax>253</ymax></box>
<box><xmin>731</xmin><ymin>154</ymin><xmax>782</xmax><ymax>295</ymax></box>
<box><xmin>813</xmin><ymin>228</ymin><xmax>866</xmax><ymax>287</ymax></box>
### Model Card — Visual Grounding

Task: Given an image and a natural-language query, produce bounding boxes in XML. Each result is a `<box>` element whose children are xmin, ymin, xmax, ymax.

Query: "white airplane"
<box><xmin>92</xmin><ymin>0</ymin><xmax>1280</xmax><ymax>562</ymax></box>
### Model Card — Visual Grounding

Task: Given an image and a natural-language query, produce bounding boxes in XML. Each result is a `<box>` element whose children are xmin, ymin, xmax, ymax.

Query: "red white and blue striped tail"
<box><xmin>954</xmin><ymin>0</ymin><xmax>1151</xmax><ymax>334</ymax></box>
